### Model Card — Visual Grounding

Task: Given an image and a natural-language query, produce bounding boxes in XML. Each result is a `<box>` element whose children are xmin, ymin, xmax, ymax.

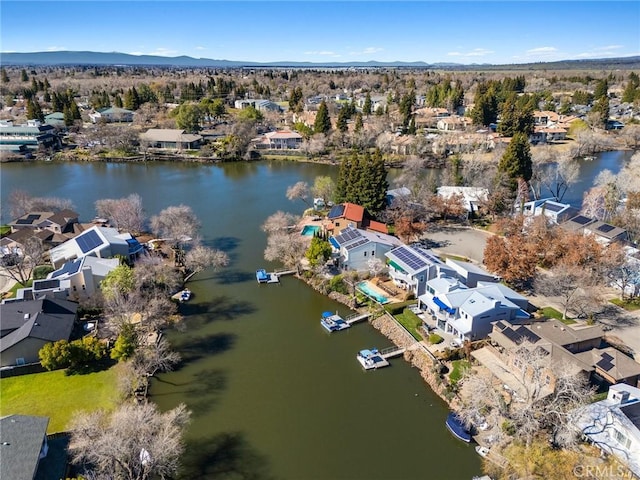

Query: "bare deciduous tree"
<box><xmin>150</xmin><ymin>205</ymin><xmax>200</xmax><ymax>265</ymax></box>
<box><xmin>0</xmin><ymin>235</ymin><xmax>45</xmax><ymax>285</ymax></box>
<box><xmin>263</xmin><ymin>231</ymin><xmax>307</xmax><ymax>269</ymax></box>
<box><xmin>183</xmin><ymin>244</ymin><xmax>229</xmax><ymax>282</ymax></box>
<box><xmin>69</xmin><ymin>402</ymin><xmax>190</xmax><ymax>480</ymax></box>
<box><xmin>95</xmin><ymin>194</ymin><xmax>145</xmax><ymax>234</ymax></box>
<box><xmin>286</xmin><ymin>181</ymin><xmax>312</xmax><ymax>208</ymax></box>
<box><xmin>7</xmin><ymin>189</ymin><xmax>75</xmax><ymax>219</ymax></box>
<box><xmin>534</xmin><ymin>266</ymin><xmax>595</xmax><ymax>320</ymax></box>
<box><xmin>261</xmin><ymin>211</ymin><xmax>300</xmax><ymax>234</ymax></box>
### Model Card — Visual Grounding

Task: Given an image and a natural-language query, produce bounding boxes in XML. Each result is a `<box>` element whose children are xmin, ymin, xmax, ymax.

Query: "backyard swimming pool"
<box><xmin>301</xmin><ymin>225</ymin><xmax>321</xmax><ymax>236</ymax></box>
<box><xmin>357</xmin><ymin>281</ymin><xmax>390</xmax><ymax>304</ymax></box>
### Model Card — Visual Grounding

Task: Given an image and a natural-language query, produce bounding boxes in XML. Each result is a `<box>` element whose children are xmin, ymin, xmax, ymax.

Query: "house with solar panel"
<box><xmin>0</xmin><ymin>296</ymin><xmax>77</xmax><ymax>367</ymax></box>
<box><xmin>385</xmin><ymin>245</ymin><xmax>457</xmax><ymax>297</ymax></box>
<box><xmin>575</xmin><ymin>383</ymin><xmax>640</xmax><ymax>478</ymax></box>
<box><xmin>326</xmin><ymin>202</ymin><xmax>388</xmax><ymax>237</ymax></box>
<box><xmin>0</xmin><ymin>119</ymin><xmax>61</xmax><ymax>153</ymax></box>
<box><xmin>561</xmin><ymin>215</ymin><xmax>629</xmax><ymax>245</ymax></box>
<box><xmin>9</xmin><ymin>210</ymin><xmax>79</xmax><ymax>235</ymax></box>
<box><xmin>48</xmin><ymin>225</ymin><xmax>144</xmax><ymax>269</ymax></box>
<box><xmin>11</xmin><ymin>256</ymin><xmax>120</xmax><ymax>302</ymax></box>
<box><xmin>520</xmin><ymin>198</ymin><xmax>579</xmax><ymax>224</ymax></box>
<box><xmin>329</xmin><ymin>225</ymin><xmax>403</xmax><ymax>272</ymax></box>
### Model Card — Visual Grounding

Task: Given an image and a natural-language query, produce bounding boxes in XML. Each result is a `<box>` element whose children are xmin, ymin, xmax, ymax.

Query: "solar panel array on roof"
<box><xmin>76</xmin><ymin>230</ymin><xmax>103</xmax><ymax>254</ymax></box>
<box><xmin>601</xmin><ymin>352</ymin><xmax>614</xmax><ymax>362</ymax></box>
<box><xmin>327</xmin><ymin>204</ymin><xmax>346</xmax><ymax>219</ymax></box>
<box><xmin>392</xmin><ymin>245</ymin><xmax>430</xmax><ymax>271</ymax></box>
<box><xmin>571</xmin><ymin>215</ymin><xmax>592</xmax><ymax>225</ymax></box>
<box><xmin>596</xmin><ymin>357</ymin><xmax>614</xmax><ymax>372</ymax></box>
<box><xmin>596</xmin><ymin>224</ymin><xmax>615</xmax><ymax>233</ymax></box>
<box><xmin>51</xmin><ymin>258</ymin><xmax>82</xmax><ymax>278</ymax></box>
<box><xmin>34</xmin><ymin>279</ymin><xmax>60</xmax><ymax>291</ymax></box>
<box><xmin>335</xmin><ymin>227</ymin><xmax>361</xmax><ymax>244</ymax></box>
<box><xmin>543</xmin><ymin>202</ymin><xmax>564</xmax><ymax>213</ymax></box>
<box><xmin>502</xmin><ymin>325</ymin><xmax>541</xmax><ymax>344</ymax></box>
<box><xmin>345</xmin><ymin>237</ymin><xmax>369</xmax><ymax>250</ymax></box>
<box><xmin>15</xmin><ymin>214</ymin><xmax>41</xmax><ymax>225</ymax></box>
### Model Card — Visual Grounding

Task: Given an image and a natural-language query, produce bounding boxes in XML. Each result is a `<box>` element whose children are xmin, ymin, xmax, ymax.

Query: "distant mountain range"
<box><xmin>1</xmin><ymin>50</ymin><xmax>639</xmax><ymax>69</ymax></box>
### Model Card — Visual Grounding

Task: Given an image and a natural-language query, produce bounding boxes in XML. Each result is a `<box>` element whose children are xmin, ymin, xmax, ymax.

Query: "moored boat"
<box><xmin>320</xmin><ymin>311</ymin><xmax>351</xmax><ymax>332</ymax></box>
<box><xmin>356</xmin><ymin>348</ymin><xmax>389</xmax><ymax>370</ymax></box>
<box><xmin>446</xmin><ymin>412</ymin><xmax>472</xmax><ymax>442</ymax></box>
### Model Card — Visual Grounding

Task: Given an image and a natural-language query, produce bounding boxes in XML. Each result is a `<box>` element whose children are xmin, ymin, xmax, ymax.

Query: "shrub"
<box><xmin>384</xmin><ymin>300</ymin><xmax>415</xmax><ymax>315</ymax></box>
<box><xmin>429</xmin><ymin>333</ymin><xmax>443</xmax><ymax>344</ymax></box>
<box><xmin>111</xmin><ymin>324</ymin><xmax>138</xmax><ymax>362</ymax></box>
<box><xmin>33</xmin><ymin>265</ymin><xmax>54</xmax><ymax>280</ymax></box>
<box><xmin>328</xmin><ymin>274</ymin><xmax>348</xmax><ymax>294</ymax></box>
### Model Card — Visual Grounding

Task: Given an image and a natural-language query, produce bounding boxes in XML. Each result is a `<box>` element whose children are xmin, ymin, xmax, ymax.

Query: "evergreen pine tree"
<box><xmin>498</xmin><ymin>132</ymin><xmax>532</xmax><ymax>191</ymax></box>
<box><xmin>20</xmin><ymin>69</ymin><xmax>28</xmax><ymax>82</ymax></box>
<box><xmin>63</xmin><ymin>105</ymin><xmax>74</xmax><ymax>126</ymax></box>
<box><xmin>314</xmin><ymin>100</ymin><xmax>331</xmax><ymax>134</ymax></box>
<box><xmin>594</xmin><ymin>79</ymin><xmax>608</xmax><ymax>100</ymax></box>
<box><xmin>70</xmin><ymin>100</ymin><xmax>81</xmax><ymax>120</ymax></box>
<box><xmin>114</xmin><ymin>95</ymin><xmax>123</xmax><ymax>108</ymax></box>
<box><xmin>363</xmin><ymin>92</ymin><xmax>372</xmax><ymax>115</ymax></box>
<box><xmin>334</xmin><ymin>155</ymin><xmax>353</xmax><ymax>204</ymax></box>
<box><xmin>1</xmin><ymin>68</ymin><xmax>9</xmax><ymax>83</ymax></box>
<box><xmin>354</xmin><ymin>113</ymin><xmax>363</xmax><ymax>133</ymax></box>
<box><xmin>26</xmin><ymin>99</ymin><xmax>37</xmax><ymax>119</ymax></box>
<box><xmin>336</xmin><ymin>107</ymin><xmax>349</xmax><ymax>132</ymax></box>
<box><xmin>622</xmin><ymin>81</ymin><xmax>638</xmax><ymax>103</ymax></box>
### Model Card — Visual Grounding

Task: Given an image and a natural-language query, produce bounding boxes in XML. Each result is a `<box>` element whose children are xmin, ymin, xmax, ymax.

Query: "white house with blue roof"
<box><xmin>329</xmin><ymin>226</ymin><xmax>402</xmax><ymax>272</ymax></box>
<box><xmin>385</xmin><ymin>245</ymin><xmax>457</xmax><ymax>297</ymax></box>
<box><xmin>49</xmin><ymin>225</ymin><xmax>143</xmax><ymax>269</ymax></box>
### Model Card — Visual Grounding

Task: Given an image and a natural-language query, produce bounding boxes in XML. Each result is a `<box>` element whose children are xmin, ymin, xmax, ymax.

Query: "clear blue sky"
<box><xmin>2</xmin><ymin>1</ymin><xmax>639</xmax><ymax>64</ymax></box>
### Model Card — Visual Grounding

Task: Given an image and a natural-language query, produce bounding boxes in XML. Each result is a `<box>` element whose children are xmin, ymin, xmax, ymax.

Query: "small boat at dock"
<box><xmin>356</xmin><ymin>348</ymin><xmax>389</xmax><ymax>370</ymax></box>
<box><xmin>320</xmin><ymin>311</ymin><xmax>351</xmax><ymax>332</ymax></box>
<box><xmin>446</xmin><ymin>412</ymin><xmax>472</xmax><ymax>442</ymax></box>
<box><xmin>256</xmin><ymin>269</ymin><xmax>280</xmax><ymax>284</ymax></box>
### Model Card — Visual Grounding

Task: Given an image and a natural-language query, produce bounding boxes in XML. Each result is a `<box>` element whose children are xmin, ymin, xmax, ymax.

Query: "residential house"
<box><xmin>88</xmin><ymin>106</ymin><xmax>134</xmax><ymax>123</ymax></box>
<box><xmin>530</xmin><ymin>318</ymin><xmax>604</xmax><ymax>354</ymax></box>
<box><xmin>13</xmin><ymin>256</ymin><xmax>120</xmax><ymax>302</ymax></box>
<box><xmin>530</xmin><ymin>125</ymin><xmax>567</xmax><ymax>144</ymax></box>
<box><xmin>437</xmin><ymin>186</ymin><xmax>489</xmax><ymax>215</ymax></box>
<box><xmin>140</xmin><ymin>129</ymin><xmax>202</xmax><ymax>150</ymax></box>
<box><xmin>444</xmin><ymin>258</ymin><xmax>498</xmax><ymax>287</ymax></box>
<box><xmin>0</xmin><ymin>120</ymin><xmax>61</xmax><ymax>153</ymax></box>
<box><xmin>0</xmin><ymin>415</ymin><xmax>50</xmax><ymax>480</ymax></box>
<box><xmin>0</xmin><ymin>296</ymin><xmax>77</xmax><ymax>367</ymax></box>
<box><xmin>575</xmin><ymin>384</ymin><xmax>640</xmax><ymax>478</ymax></box>
<box><xmin>44</xmin><ymin>112</ymin><xmax>65</xmax><ymax>127</ymax></box>
<box><xmin>520</xmin><ymin>198</ymin><xmax>579</xmax><ymax>224</ymax></box>
<box><xmin>9</xmin><ymin>210</ymin><xmax>79</xmax><ymax>234</ymax></box>
<box><xmin>575</xmin><ymin>348</ymin><xmax>640</xmax><ymax>388</ymax></box>
<box><xmin>329</xmin><ymin>225</ymin><xmax>403</xmax><ymax>272</ymax></box>
<box><xmin>326</xmin><ymin>203</ymin><xmax>388</xmax><ymax>236</ymax></box>
<box><xmin>419</xmin><ymin>281</ymin><xmax>530</xmax><ymax>341</ymax></box>
<box><xmin>234</xmin><ymin>99</ymin><xmax>283</xmax><ymax>113</ymax></box>
<box><xmin>606</xmin><ymin>120</ymin><xmax>625</xmax><ymax>131</ymax></box>
<box><xmin>252</xmin><ymin>130</ymin><xmax>303</xmax><ymax>149</ymax></box>
<box><xmin>386</xmin><ymin>245</ymin><xmax>457</xmax><ymax>297</ymax></box>
<box><xmin>386</xmin><ymin>186</ymin><xmax>412</xmax><ymax>206</ymax></box>
<box><xmin>436</xmin><ymin>115</ymin><xmax>472</xmax><ymax>131</ymax></box>
<box><xmin>561</xmin><ymin>215</ymin><xmax>629</xmax><ymax>245</ymax></box>
<box><xmin>48</xmin><ymin>225</ymin><xmax>144</xmax><ymax>269</ymax></box>
<box><xmin>473</xmin><ymin>320</ymin><xmax>593</xmax><ymax>398</ymax></box>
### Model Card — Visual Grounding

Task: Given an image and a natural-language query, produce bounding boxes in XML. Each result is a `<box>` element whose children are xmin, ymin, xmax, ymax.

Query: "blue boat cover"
<box><xmin>322</xmin><ymin>311</ymin><xmax>334</xmax><ymax>318</ymax></box>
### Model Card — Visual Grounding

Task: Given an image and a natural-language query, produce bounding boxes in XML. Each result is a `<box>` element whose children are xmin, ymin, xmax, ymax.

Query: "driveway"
<box><xmin>422</xmin><ymin>225</ymin><xmax>491</xmax><ymax>263</ymax></box>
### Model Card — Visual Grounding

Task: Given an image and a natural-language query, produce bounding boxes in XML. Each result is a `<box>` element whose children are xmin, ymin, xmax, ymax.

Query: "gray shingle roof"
<box><xmin>0</xmin><ymin>415</ymin><xmax>49</xmax><ymax>480</ymax></box>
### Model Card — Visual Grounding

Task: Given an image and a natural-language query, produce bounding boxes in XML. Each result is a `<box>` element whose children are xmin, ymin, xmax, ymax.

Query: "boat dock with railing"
<box><xmin>356</xmin><ymin>346</ymin><xmax>405</xmax><ymax>370</ymax></box>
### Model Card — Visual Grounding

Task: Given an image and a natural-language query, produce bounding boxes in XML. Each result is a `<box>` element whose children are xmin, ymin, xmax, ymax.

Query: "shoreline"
<box><xmin>314</xmin><ymin>280</ymin><xmax>459</xmax><ymax>410</ymax></box>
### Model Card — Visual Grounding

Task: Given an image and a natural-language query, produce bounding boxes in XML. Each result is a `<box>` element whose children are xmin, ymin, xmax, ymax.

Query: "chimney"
<box><xmin>610</xmin><ymin>389</ymin><xmax>630</xmax><ymax>405</ymax></box>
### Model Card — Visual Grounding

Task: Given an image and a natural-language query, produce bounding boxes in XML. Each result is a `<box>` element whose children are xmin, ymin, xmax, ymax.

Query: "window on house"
<box><xmin>82</xmin><ymin>285</ymin><xmax>86</xmax><ymax>290</ymax></box>
<box><xmin>364</xmin><ymin>251</ymin><xmax>367</xmax><ymax>257</ymax></box>
<box><xmin>335</xmin><ymin>222</ymin><xmax>340</xmax><ymax>227</ymax></box>
<box><xmin>73</xmin><ymin>285</ymin><xmax>77</xmax><ymax>292</ymax></box>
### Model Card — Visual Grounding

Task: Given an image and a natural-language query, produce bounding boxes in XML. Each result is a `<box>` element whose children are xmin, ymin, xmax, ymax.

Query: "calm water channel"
<box><xmin>0</xmin><ymin>150</ymin><xmax>631</xmax><ymax>480</ymax></box>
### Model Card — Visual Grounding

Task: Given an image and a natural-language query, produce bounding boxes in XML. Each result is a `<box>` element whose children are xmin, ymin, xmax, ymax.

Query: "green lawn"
<box><xmin>610</xmin><ymin>298</ymin><xmax>640</xmax><ymax>311</ymax></box>
<box><xmin>0</xmin><ymin>367</ymin><xmax>120</xmax><ymax>433</ymax></box>
<box><xmin>449</xmin><ymin>359</ymin><xmax>471</xmax><ymax>385</ymax></box>
<box><xmin>394</xmin><ymin>309</ymin><xmax>424</xmax><ymax>341</ymax></box>
<box><xmin>3</xmin><ymin>280</ymin><xmax>32</xmax><ymax>299</ymax></box>
<box><xmin>0</xmin><ymin>225</ymin><xmax>10</xmax><ymax>236</ymax></box>
<box><xmin>540</xmin><ymin>306</ymin><xmax>576</xmax><ymax>325</ymax></box>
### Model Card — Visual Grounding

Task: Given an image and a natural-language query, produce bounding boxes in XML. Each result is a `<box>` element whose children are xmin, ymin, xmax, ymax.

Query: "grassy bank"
<box><xmin>0</xmin><ymin>367</ymin><xmax>120</xmax><ymax>433</ymax></box>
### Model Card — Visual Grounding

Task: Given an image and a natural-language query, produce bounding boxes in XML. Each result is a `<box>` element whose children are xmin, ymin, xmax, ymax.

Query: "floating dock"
<box><xmin>321</xmin><ymin>312</ymin><xmax>351</xmax><ymax>332</ymax></box>
<box><xmin>257</xmin><ymin>269</ymin><xmax>297</xmax><ymax>284</ymax></box>
<box><xmin>356</xmin><ymin>346</ymin><xmax>405</xmax><ymax>370</ymax></box>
